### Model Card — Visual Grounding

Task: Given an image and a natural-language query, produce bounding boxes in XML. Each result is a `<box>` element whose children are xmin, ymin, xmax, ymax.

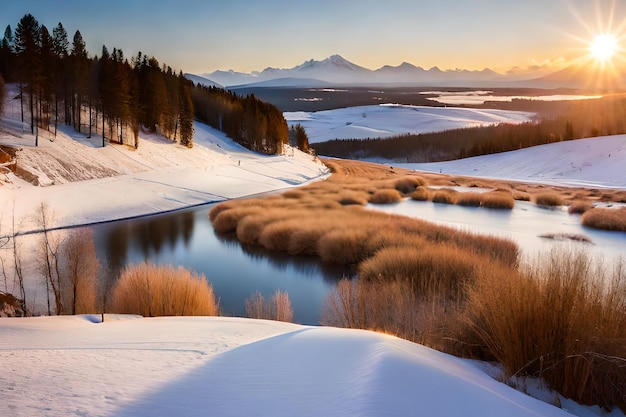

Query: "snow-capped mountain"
<box><xmin>202</xmin><ymin>54</ymin><xmax>509</xmax><ymax>87</ymax></box>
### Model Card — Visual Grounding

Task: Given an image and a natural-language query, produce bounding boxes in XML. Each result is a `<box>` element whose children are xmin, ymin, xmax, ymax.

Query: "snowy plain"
<box><xmin>1</xmin><ymin>95</ymin><xmax>626</xmax><ymax>416</ymax></box>
<box><xmin>284</xmin><ymin>103</ymin><xmax>534</xmax><ymax>143</ymax></box>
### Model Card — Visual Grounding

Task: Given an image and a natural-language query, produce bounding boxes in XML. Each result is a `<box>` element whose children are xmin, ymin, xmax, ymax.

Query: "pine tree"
<box><xmin>14</xmin><ymin>13</ymin><xmax>41</xmax><ymax>138</ymax></box>
<box><xmin>178</xmin><ymin>72</ymin><xmax>194</xmax><ymax>148</ymax></box>
<box><xmin>0</xmin><ymin>25</ymin><xmax>14</xmax><ymax>79</ymax></box>
<box><xmin>70</xmin><ymin>30</ymin><xmax>89</xmax><ymax>132</ymax></box>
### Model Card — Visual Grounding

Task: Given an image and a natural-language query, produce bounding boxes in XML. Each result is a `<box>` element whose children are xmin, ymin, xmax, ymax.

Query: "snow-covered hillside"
<box><xmin>285</xmin><ymin>104</ymin><xmax>533</xmax><ymax>143</ymax></box>
<box><xmin>0</xmin><ymin>315</ymin><xmax>586</xmax><ymax>417</ymax></box>
<box><xmin>406</xmin><ymin>134</ymin><xmax>626</xmax><ymax>189</ymax></box>
<box><xmin>0</xmin><ymin>119</ymin><xmax>327</xmax><ymax>234</ymax></box>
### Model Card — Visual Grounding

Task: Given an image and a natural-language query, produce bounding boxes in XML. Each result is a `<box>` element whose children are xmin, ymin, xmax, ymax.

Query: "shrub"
<box><xmin>431</xmin><ymin>189</ymin><xmax>457</xmax><ymax>205</ymax></box>
<box><xmin>512</xmin><ymin>191</ymin><xmax>531</xmax><ymax>201</ymax></box>
<box><xmin>410</xmin><ymin>187</ymin><xmax>431</xmax><ymax>201</ymax></box>
<box><xmin>358</xmin><ymin>245</ymin><xmax>479</xmax><ymax>303</ymax></box>
<box><xmin>111</xmin><ymin>263</ymin><xmax>218</xmax><ymax>316</ymax></box>
<box><xmin>481</xmin><ymin>191</ymin><xmax>515</xmax><ymax>210</ymax></box>
<box><xmin>369</xmin><ymin>188</ymin><xmax>403</xmax><ymax>204</ymax></box>
<box><xmin>394</xmin><ymin>176</ymin><xmax>426</xmax><ymax>194</ymax></box>
<box><xmin>317</xmin><ymin>228</ymin><xmax>372</xmax><ymax>265</ymax></box>
<box><xmin>535</xmin><ymin>192</ymin><xmax>564</xmax><ymax>207</ymax></box>
<box><xmin>582</xmin><ymin>207</ymin><xmax>626</xmax><ymax>232</ymax></box>
<box><xmin>455</xmin><ymin>192</ymin><xmax>482</xmax><ymax>207</ymax></box>
<box><xmin>245</xmin><ymin>290</ymin><xmax>293</xmax><ymax>322</ymax></box>
<box><xmin>568</xmin><ymin>200</ymin><xmax>593</xmax><ymax>215</ymax></box>
<box><xmin>464</xmin><ymin>249</ymin><xmax>626</xmax><ymax>411</ymax></box>
<box><xmin>337</xmin><ymin>190</ymin><xmax>369</xmax><ymax>206</ymax></box>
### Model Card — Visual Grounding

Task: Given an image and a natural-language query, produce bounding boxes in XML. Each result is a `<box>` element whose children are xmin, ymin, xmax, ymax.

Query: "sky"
<box><xmin>2</xmin><ymin>0</ymin><xmax>626</xmax><ymax>75</ymax></box>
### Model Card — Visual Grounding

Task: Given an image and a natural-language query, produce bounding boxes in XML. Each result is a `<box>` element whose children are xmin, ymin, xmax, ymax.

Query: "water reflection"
<box><xmin>92</xmin><ymin>205</ymin><xmax>351</xmax><ymax>325</ymax></box>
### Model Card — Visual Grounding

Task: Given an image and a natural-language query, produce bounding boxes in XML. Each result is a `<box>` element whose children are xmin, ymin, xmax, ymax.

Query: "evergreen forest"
<box><xmin>0</xmin><ymin>14</ymin><xmax>289</xmax><ymax>154</ymax></box>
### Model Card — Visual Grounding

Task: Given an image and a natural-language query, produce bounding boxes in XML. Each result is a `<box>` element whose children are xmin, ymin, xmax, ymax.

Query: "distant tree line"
<box><xmin>313</xmin><ymin>96</ymin><xmax>626</xmax><ymax>162</ymax></box>
<box><xmin>192</xmin><ymin>86</ymin><xmax>289</xmax><ymax>154</ymax></box>
<box><xmin>0</xmin><ymin>13</ymin><xmax>290</xmax><ymax>155</ymax></box>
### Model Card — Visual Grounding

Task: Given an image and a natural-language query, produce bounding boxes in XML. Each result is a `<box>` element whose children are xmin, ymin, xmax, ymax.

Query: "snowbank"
<box><xmin>0</xmin><ymin>315</ymin><xmax>579</xmax><ymax>417</ymax></box>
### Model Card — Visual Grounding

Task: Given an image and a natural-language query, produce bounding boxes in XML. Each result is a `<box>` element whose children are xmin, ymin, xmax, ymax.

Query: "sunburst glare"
<box><xmin>589</xmin><ymin>34</ymin><xmax>618</xmax><ymax>62</ymax></box>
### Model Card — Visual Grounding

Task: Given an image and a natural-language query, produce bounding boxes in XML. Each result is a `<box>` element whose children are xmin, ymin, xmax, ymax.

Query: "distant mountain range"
<box><xmin>193</xmin><ymin>54</ymin><xmax>626</xmax><ymax>90</ymax></box>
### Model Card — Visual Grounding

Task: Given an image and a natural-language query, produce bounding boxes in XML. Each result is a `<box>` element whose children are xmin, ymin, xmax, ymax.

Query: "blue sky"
<box><xmin>3</xmin><ymin>0</ymin><xmax>625</xmax><ymax>74</ymax></box>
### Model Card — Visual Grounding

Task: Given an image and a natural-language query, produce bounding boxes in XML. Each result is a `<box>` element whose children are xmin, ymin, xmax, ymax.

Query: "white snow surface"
<box><xmin>0</xmin><ymin>315</ymin><xmax>583</xmax><ymax>417</ymax></box>
<box><xmin>0</xmin><ymin>119</ymin><xmax>327</xmax><ymax>234</ymax></box>
<box><xmin>403</xmin><ymin>134</ymin><xmax>626</xmax><ymax>189</ymax></box>
<box><xmin>285</xmin><ymin>103</ymin><xmax>534</xmax><ymax>143</ymax></box>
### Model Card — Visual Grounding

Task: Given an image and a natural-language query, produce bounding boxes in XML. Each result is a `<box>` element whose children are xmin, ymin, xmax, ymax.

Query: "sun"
<box><xmin>589</xmin><ymin>34</ymin><xmax>618</xmax><ymax>62</ymax></box>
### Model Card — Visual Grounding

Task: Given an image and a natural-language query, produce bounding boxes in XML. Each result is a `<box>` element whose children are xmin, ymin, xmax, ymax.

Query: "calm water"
<box><xmin>92</xmin><ymin>205</ymin><xmax>352</xmax><ymax>325</ymax></box>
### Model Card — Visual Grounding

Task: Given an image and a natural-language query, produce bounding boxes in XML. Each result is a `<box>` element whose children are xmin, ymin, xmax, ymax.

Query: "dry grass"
<box><xmin>369</xmin><ymin>188</ymin><xmax>403</xmax><ymax>204</ymax></box>
<box><xmin>410</xmin><ymin>187</ymin><xmax>431</xmax><ymax>201</ymax></box>
<box><xmin>111</xmin><ymin>263</ymin><xmax>218</xmax><ymax>316</ymax></box>
<box><xmin>394</xmin><ymin>176</ymin><xmax>426</xmax><ymax>194</ymax></box>
<box><xmin>582</xmin><ymin>207</ymin><xmax>626</xmax><ymax>232</ymax></box>
<box><xmin>535</xmin><ymin>192</ymin><xmax>565</xmax><ymax>207</ymax></box>
<box><xmin>480</xmin><ymin>191</ymin><xmax>515</xmax><ymax>210</ymax></box>
<box><xmin>455</xmin><ymin>192</ymin><xmax>482</xmax><ymax>207</ymax></box>
<box><xmin>568</xmin><ymin>200</ymin><xmax>593</xmax><ymax>215</ymax></box>
<box><xmin>431</xmin><ymin>189</ymin><xmax>457</xmax><ymax>204</ymax></box>
<box><xmin>245</xmin><ymin>290</ymin><xmax>294</xmax><ymax>322</ymax></box>
<box><xmin>465</xmin><ymin>249</ymin><xmax>626</xmax><ymax>411</ymax></box>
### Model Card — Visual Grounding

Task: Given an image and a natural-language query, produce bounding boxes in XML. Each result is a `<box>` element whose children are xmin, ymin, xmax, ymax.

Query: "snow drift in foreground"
<box><xmin>284</xmin><ymin>104</ymin><xmax>533</xmax><ymax>143</ymax></box>
<box><xmin>0</xmin><ymin>315</ymin><xmax>581</xmax><ymax>417</ymax></box>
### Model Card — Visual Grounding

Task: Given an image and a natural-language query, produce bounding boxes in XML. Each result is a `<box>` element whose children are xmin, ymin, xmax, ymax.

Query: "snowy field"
<box><xmin>1</xmin><ymin>92</ymin><xmax>625</xmax><ymax>416</ymax></box>
<box><xmin>407</xmin><ymin>134</ymin><xmax>626</xmax><ymax>189</ymax></box>
<box><xmin>284</xmin><ymin>103</ymin><xmax>534</xmax><ymax>143</ymax></box>
<box><xmin>0</xmin><ymin>314</ymin><xmax>600</xmax><ymax>417</ymax></box>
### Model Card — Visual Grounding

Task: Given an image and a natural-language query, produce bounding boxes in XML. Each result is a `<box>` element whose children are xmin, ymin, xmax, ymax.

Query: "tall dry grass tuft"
<box><xmin>582</xmin><ymin>207</ymin><xmax>626</xmax><ymax>232</ymax></box>
<box><xmin>456</xmin><ymin>192</ymin><xmax>482</xmax><ymax>207</ymax></box>
<box><xmin>317</xmin><ymin>228</ymin><xmax>372</xmax><ymax>265</ymax></box>
<box><xmin>568</xmin><ymin>200</ymin><xmax>593</xmax><ymax>215</ymax></box>
<box><xmin>358</xmin><ymin>245</ymin><xmax>480</xmax><ymax>302</ymax></box>
<box><xmin>431</xmin><ymin>189</ymin><xmax>457</xmax><ymax>204</ymax></box>
<box><xmin>410</xmin><ymin>187</ymin><xmax>431</xmax><ymax>201</ymax></box>
<box><xmin>464</xmin><ymin>248</ymin><xmax>626</xmax><ymax>411</ymax></box>
<box><xmin>535</xmin><ymin>192</ymin><xmax>564</xmax><ymax>207</ymax></box>
<box><xmin>480</xmin><ymin>191</ymin><xmax>515</xmax><ymax>210</ymax></box>
<box><xmin>245</xmin><ymin>290</ymin><xmax>294</xmax><ymax>322</ymax></box>
<box><xmin>369</xmin><ymin>189</ymin><xmax>403</xmax><ymax>204</ymax></box>
<box><xmin>111</xmin><ymin>263</ymin><xmax>218</xmax><ymax>316</ymax></box>
<box><xmin>394</xmin><ymin>176</ymin><xmax>426</xmax><ymax>194</ymax></box>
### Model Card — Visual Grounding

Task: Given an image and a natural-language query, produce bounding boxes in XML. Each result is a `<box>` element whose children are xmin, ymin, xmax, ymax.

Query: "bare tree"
<box><xmin>61</xmin><ymin>228</ymin><xmax>99</xmax><ymax>314</ymax></box>
<box><xmin>35</xmin><ymin>202</ymin><xmax>64</xmax><ymax>314</ymax></box>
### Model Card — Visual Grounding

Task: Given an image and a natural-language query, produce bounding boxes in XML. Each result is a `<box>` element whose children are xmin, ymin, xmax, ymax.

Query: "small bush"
<box><xmin>535</xmin><ymin>192</ymin><xmax>564</xmax><ymax>207</ymax></box>
<box><xmin>410</xmin><ymin>187</ymin><xmax>430</xmax><ymax>201</ymax></box>
<box><xmin>481</xmin><ymin>191</ymin><xmax>515</xmax><ymax>210</ymax></box>
<box><xmin>358</xmin><ymin>245</ymin><xmax>479</xmax><ymax>302</ymax></box>
<box><xmin>455</xmin><ymin>192</ymin><xmax>482</xmax><ymax>207</ymax></box>
<box><xmin>582</xmin><ymin>207</ymin><xmax>626</xmax><ymax>232</ymax></box>
<box><xmin>317</xmin><ymin>228</ymin><xmax>372</xmax><ymax>265</ymax></box>
<box><xmin>568</xmin><ymin>200</ymin><xmax>593</xmax><ymax>215</ymax></box>
<box><xmin>512</xmin><ymin>191</ymin><xmax>531</xmax><ymax>201</ymax></box>
<box><xmin>369</xmin><ymin>188</ymin><xmax>403</xmax><ymax>204</ymax></box>
<box><xmin>111</xmin><ymin>263</ymin><xmax>218</xmax><ymax>316</ymax></box>
<box><xmin>337</xmin><ymin>190</ymin><xmax>369</xmax><ymax>206</ymax></box>
<box><xmin>245</xmin><ymin>290</ymin><xmax>294</xmax><ymax>322</ymax></box>
<box><xmin>394</xmin><ymin>176</ymin><xmax>426</xmax><ymax>194</ymax></box>
<box><xmin>431</xmin><ymin>189</ymin><xmax>457</xmax><ymax>205</ymax></box>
